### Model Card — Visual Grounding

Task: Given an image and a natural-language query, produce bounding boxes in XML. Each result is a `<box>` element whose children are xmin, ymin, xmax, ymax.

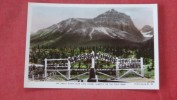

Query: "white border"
<box><xmin>24</xmin><ymin>3</ymin><xmax>159</xmax><ymax>89</ymax></box>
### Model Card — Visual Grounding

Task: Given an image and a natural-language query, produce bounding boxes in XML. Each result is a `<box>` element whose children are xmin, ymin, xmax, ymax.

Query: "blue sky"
<box><xmin>31</xmin><ymin>5</ymin><xmax>154</xmax><ymax>33</ymax></box>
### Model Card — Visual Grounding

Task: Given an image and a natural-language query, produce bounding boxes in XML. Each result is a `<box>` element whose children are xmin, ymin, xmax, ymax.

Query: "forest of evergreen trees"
<box><xmin>30</xmin><ymin>43</ymin><xmax>154</xmax><ymax>70</ymax></box>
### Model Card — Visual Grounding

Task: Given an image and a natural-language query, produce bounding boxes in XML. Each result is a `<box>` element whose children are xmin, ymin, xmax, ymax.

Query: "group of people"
<box><xmin>28</xmin><ymin>65</ymin><xmax>44</xmax><ymax>79</ymax></box>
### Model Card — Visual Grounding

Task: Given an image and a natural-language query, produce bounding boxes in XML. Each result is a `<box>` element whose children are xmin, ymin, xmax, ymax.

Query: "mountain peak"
<box><xmin>106</xmin><ymin>9</ymin><xmax>118</xmax><ymax>13</ymax></box>
<box><xmin>141</xmin><ymin>25</ymin><xmax>153</xmax><ymax>32</ymax></box>
<box><xmin>94</xmin><ymin>9</ymin><xmax>130</xmax><ymax>22</ymax></box>
<box><xmin>99</xmin><ymin>9</ymin><xmax>120</xmax><ymax>16</ymax></box>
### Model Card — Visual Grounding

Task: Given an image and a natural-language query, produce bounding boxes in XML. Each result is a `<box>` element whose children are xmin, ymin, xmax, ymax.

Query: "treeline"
<box><xmin>30</xmin><ymin>44</ymin><xmax>154</xmax><ymax>69</ymax></box>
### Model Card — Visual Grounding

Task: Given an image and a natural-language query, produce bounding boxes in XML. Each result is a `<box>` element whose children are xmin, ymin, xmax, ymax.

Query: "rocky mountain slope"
<box><xmin>31</xmin><ymin>9</ymin><xmax>148</xmax><ymax>48</ymax></box>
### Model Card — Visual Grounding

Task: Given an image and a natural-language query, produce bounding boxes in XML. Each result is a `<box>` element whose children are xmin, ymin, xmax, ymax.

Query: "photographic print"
<box><xmin>24</xmin><ymin>3</ymin><xmax>159</xmax><ymax>89</ymax></box>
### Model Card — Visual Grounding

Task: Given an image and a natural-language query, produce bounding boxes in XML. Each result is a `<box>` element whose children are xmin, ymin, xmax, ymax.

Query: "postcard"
<box><xmin>24</xmin><ymin>3</ymin><xmax>159</xmax><ymax>89</ymax></box>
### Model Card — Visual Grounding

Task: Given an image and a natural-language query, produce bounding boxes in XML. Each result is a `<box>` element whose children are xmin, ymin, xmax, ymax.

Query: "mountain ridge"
<box><xmin>31</xmin><ymin>9</ymin><xmax>149</xmax><ymax>48</ymax></box>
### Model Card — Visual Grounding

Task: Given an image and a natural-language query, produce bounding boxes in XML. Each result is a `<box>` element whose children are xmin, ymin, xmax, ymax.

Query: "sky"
<box><xmin>30</xmin><ymin>5</ymin><xmax>154</xmax><ymax>33</ymax></box>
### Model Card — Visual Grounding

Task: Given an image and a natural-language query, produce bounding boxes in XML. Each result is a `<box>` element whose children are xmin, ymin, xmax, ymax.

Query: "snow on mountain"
<box><xmin>141</xmin><ymin>31</ymin><xmax>153</xmax><ymax>38</ymax></box>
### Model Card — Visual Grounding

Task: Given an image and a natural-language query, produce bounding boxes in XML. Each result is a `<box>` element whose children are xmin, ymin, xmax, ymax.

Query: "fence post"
<box><xmin>140</xmin><ymin>57</ymin><xmax>144</xmax><ymax>77</ymax></box>
<box><xmin>116</xmin><ymin>57</ymin><xmax>119</xmax><ymax>78</ymax></box>
<box><xmin>91</xmin><ymin>51</ymin><xmax>95</xmax><ymax>68</ymax></box>
<box><xmin>44</xmin><ymin>58</ymin><xmax>47</xmax><ymax>78</ymax></box>
<box><xmin>67</xmin><ymin>60</ymin><xmax>71</xmax><ymax>80</ymax></box>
